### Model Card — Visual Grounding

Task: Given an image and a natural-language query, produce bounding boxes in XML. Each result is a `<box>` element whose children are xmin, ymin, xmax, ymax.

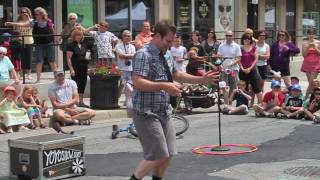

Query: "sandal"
<box><xmin>27</xmin><ymin>124</ymin><xmax>37</xmax><ymax>130</ymax></box>
<box><xmin>40</xmin><ymin>124</ymin><xmax>47</xmax><ymax>129</ymax></box>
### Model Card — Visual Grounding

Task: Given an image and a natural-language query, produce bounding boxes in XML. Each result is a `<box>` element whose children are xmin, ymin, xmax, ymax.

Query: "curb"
<box><xmin>42</xmin><ymin>108</ymin><xmax>129</xmax><ymax>127</ymax></box>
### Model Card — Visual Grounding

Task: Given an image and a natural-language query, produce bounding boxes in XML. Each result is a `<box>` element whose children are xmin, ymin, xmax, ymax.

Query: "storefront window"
<box><xmin>175</xmin><ymin>0</ymin><xmax>192</xmax><ymax>44</ymax></box>
<box><xmin>106</xmin><ymin>0</ymin><xmax>129</xmax><ymax>37</ymax></box>
<box><xmin>62</xmin><ymin>0</ymin><xmax>96</xmax><ymax>28</ymax></box>
<box><xmin>0</xmin><ymin>0</ymin><xmax>13</xmax><ymax>28</ymax></box>
<box><xmin>132</xmin><ymin>0</ymin><xmax>154</xmax><ymax>36</ymax></box>
<box><xmin>303</xmin><ymin>0</ymin><xmax>320</xmax><ymax>36</ymax></box>
<box><xmin>105</xmin><ymin>0</ymin><xmax>154</xmax><ymax>37</ymax></box>
<box><xmin>265</xmin><ymin>0</ymin><xmax>276</xmax><ymax>43</ymax></box>
<box><xmin>286</xmin><ymin>0</ymin><xmax>296</xmax><ymax>42</ymax></box>
<box><xmin>18</xmin><ymin>0</ymin><xmax>54</xmax><ymax>21</ymax></box>
<box><xmin>195</xmin><ymin>0</ymin><xmax>215</xmax><ymax>39</ymax></box>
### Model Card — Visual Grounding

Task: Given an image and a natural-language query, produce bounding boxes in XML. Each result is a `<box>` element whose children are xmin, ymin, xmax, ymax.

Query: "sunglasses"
<box><xmin>219</xmin><ymin>5</ymin><xmax>231</xmax><ymax>13</ymax></box>
<box><xmin>225</xmin><ymin>35</ymin><xmax>232</xmax><ymax>37</ymax></box>
<box><xmin>69</xmin><ymin>18</ymin><xmax>76</xmax><ymax>20</ymax></box>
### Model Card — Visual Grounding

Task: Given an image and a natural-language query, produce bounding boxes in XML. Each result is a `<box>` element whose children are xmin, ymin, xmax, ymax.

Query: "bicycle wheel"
<box><xmin>129</xmin><ymin>126</ymin><xmax>138</xmax><ymax>137</ymax></box>
<box><xmin>172</xmin><ymin>114</ymin><xmax>189</xmax><ymax>136</ymax></box>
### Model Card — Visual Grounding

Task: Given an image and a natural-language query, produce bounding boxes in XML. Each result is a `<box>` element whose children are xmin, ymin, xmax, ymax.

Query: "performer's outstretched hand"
<box><xmin>201</xmin><ymin>70</ymin><xmax>220</xmax><ymax>84</ymax></box>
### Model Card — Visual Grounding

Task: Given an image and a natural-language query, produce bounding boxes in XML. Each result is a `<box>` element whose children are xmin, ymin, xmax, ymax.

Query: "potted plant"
<box><xmin>89</xmin><ymin>64</ymin><xmax>122</xmax><ymax>109</ymax></box>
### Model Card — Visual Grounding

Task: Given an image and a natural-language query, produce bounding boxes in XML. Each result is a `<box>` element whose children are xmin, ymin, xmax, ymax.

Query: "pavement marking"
<box><xmin>208</xmin><ymin>159</ymin><xmax>320</xmax><ymax>180</ymax></box>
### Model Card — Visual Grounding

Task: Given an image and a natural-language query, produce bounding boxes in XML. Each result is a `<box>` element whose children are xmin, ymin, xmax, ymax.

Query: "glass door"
<box><xmin>286</xmin><ymin>0</ymin><xmax>296</xmax><ymax>42</ymax></box>
<box><xmin>0</xmin><ymin>0</ymin><xmax>13</xmax><ymax>29</ymax></box>
<box><xmin>264</xmin><ymin>0</ymin><xmax>276</xmax><ymax>44</ymax></box>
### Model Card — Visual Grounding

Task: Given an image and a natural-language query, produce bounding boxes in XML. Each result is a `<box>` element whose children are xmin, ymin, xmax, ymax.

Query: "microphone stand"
<box><xmin>210</xmin><ymin>58</ymin><xmax>230</xmax><ymax>152</ymax></box>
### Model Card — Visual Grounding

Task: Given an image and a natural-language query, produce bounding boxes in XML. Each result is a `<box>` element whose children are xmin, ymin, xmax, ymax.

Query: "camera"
<box><xmin>214</xmin><ymin>59</ymin><xmax>222</xmax><ymax>66</ymax></box>
<box><xmin>225</xmin><ymin>68</ymin><xmax>232</xmax><ymax>75</ymax></box>
<box><xmin>125</xmin><ymin>60</ymin><xmax>131</xmax><ymax>66</ymax></box>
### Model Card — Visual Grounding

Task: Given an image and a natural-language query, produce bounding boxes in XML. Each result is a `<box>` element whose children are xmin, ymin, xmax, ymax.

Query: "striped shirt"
<box><xmin>132</xmin><ymin>44</ymin><xmax>177</xmax><ymax>115</ymax></box>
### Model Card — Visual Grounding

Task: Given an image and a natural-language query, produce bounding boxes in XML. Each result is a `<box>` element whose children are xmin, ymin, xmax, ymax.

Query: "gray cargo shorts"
<box><xmin>133</xmin><ymin>111</ymin><xmax>177</xmax><ymax>161</ymax></box>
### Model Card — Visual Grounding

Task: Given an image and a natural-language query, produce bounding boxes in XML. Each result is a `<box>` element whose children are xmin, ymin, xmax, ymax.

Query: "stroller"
<box><xmin>181</xmin><ymin>84</ymin><xmax>220</xmax><ymax>114</ymax></box>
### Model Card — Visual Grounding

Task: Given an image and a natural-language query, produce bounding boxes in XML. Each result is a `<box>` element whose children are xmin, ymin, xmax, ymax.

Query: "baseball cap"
<box><xmin>2</xmin><ymin>32</ymin><xmax>11</xmax><ymax>37</ymax></box>
<box><xmin>291</xmin><ymin>84</ymin><xmax>302</xmax><ymax>91</ymax></box>
<box><xmin>271</xmin><ymin>80</ymin><xmax>281</xmax><ymax>88</ymax></box>
<box><xmin>55</xmin><ymin>70</ymin><xmax>64</xmax><ymax>76</ymax></box>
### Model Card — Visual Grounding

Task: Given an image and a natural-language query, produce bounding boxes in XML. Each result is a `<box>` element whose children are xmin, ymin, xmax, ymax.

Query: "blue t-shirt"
<box><xmin>0</xmin><ymin>56</ymin><xmax>14</xmax><ymax>82</ymax></box>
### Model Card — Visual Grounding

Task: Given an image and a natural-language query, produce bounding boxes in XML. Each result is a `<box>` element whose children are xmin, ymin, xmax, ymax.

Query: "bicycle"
<box><xmin>111</xmin><ymin>97</ymin><xmax>189</xmax><ymax>139</ymax></box>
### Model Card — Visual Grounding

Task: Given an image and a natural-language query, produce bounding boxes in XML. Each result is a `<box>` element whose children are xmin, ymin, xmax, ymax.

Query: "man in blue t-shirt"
<box><xmin>48</xmin><ymin>71</ymin><xmax>95</xmax><ymax>133</ymax></box>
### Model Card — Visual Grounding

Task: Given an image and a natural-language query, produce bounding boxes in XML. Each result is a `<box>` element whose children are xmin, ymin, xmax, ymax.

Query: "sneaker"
<box><xmin>277</xmin><ymin>113</ymin><xmax>287</xmax><ymax>119</ymax></box>
<box><xmin>313</xmin><ymin>115</ymin><xmax>320</xmax><ymax>124</ymax></box>
<box><xmin>265</xmin><ymin>112</ymin><xmax>275</xmax><ymax>118</ymax></box>
<box><xmin>221</xmin><ymin>107</ymin><xmax>230</xmax><ymax>114</ymax></box>
<box><xmin>7</xmin><ymin>128</ymin><xmax>13</xmax><ymax>133</ymax></box>
<box><xmin>73</xmin><ymin>119</ymin><xmax>79</xmax><ymax>125</ymax></box>
<box><xmin>255</xmin><ymin>112</ymin><xmax>261</xmax><ymax>117</ymax></box>
<box><xmin>255</xmin><ymin>104</ymin><xmax>264</xmax><ymax>112</ymax></box>
<box><xmin>79</xmin><ymin>120</ymin><xmax>91</xmax><ymax>125</ymax></box>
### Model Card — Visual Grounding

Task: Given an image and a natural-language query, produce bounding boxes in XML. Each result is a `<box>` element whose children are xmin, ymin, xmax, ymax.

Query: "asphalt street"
<box><xmin>1</xmin><ymin>107</ymin><xmax>320</xmax><ymax>180</ymax></box>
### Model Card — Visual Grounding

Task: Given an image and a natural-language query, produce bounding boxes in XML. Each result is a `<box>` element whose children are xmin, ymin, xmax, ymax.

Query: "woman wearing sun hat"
<box><xmin>0</xmin><ymin>86</ymin><xmax>30</xmax><ymax>133</ymax></box>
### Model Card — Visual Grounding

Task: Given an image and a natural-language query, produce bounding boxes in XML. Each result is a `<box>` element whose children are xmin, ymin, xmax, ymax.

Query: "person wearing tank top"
<box><xmin>5</xmin><ymin>7</ymin><xmax>34</xmax><ymax>80</ymax></box>
<box><xmin>255</xmin><ymin>30</ymin><xmax>270</xmax><ymax>92</ymax></box>
<box><xmin>301</xmin><ymin>29</ymin><xmax>320</xmax><ymax>99</ymax></box>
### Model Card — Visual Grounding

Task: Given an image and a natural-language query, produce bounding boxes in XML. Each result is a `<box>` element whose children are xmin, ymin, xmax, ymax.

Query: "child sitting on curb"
<box><xmin>222</xmin><ymin>80</ymin><xmax>251</xmax><ymax>115</ymax></box>
<box><xmin>277</xmin><ymin>84</ymin><xmax>306</xmax><ymax>119</ymax></box>
<box><xmin>32</xmin><ymin>87</ymin><xmax>49</xmax><ymax>118</ymax></box>
<box><xmin>253</xmin><ymin>80</ymin><xmax>284</xmax><ymax>117</ymax></box>
<box><xmin>0</xmin><ymin>86</ymin><xmax>29</xmax><ymax>133</ymax></box>
<box><xmin>17</xmin><ymin>85</ymin><xmax>46</xmax><ymax>129</ymax></box>
<box><xmin>305</xmin><ymin>87</ymin><xmax>320</xmax><ymax>123</ymax></box>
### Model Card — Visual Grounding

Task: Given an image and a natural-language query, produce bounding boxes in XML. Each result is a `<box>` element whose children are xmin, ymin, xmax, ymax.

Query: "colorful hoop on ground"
<box><xmin>192</xmin><ymin>144</ymin><xmax>258</xmax><ymax>155</ymax></box>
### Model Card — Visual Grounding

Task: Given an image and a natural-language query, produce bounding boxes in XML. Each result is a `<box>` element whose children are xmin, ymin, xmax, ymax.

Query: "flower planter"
<box><xmin>90</xmin><ymin>75</ymin><xmax>120</xmax><ymax>109</ymax></box>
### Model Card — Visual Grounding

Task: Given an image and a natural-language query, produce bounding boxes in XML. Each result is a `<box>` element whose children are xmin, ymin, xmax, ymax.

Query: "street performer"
<box><xmin>130</xmin><ymin>20</ymin><xmax>219</xmax><ymax>180</ymax></box>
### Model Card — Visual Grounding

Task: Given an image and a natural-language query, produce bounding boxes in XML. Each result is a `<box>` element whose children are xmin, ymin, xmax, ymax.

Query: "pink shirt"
<box><xmin>134</xmin><ymin>32</ymin><xmax>153</xmax><ymax>49</ymax></box>
<box><xmin>241</xmin><ymin>46</ymin><xmax>256</xmax><ymax>69</ymax></box>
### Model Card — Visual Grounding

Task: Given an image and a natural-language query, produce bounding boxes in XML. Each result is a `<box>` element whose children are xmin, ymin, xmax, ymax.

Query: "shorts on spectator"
<box><xmin>257</xmin><ymin>65</ymin><xmax>268</xmax><ymax>80</ymax></box>
<box><xmin>34</xmin><ymin>44</ymin><xmax>55</xmax><ymax>63</ymax></box>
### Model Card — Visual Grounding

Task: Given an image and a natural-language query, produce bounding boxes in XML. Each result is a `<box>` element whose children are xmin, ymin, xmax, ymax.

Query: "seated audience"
<box><xmin>0</xmin><ymin>86</ymin><xmax>29</xmax><ymax>133</ymax></box>
<box><xmin>277</xmin><ymin>84</ymin><xmax>306</xmax><ymax>119</ymax></box>
<box><xmin>222</xmin><ymin>80</ymin><xmax>251</xmax><ymax>115</ymax></box>
<box><xmin>305</xmin><ymin>87</ymin><xmax>320</xmax><ymax>123</ymax></box>
<box><xmin>253</xmin><ymin>80</ymin><xmax>284</xmax><ymax>117</ymax></box>
<box><xmin>48</xmin><ymin>71</ymin><xmax>96</xmax><ymax>133</ymax></box>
